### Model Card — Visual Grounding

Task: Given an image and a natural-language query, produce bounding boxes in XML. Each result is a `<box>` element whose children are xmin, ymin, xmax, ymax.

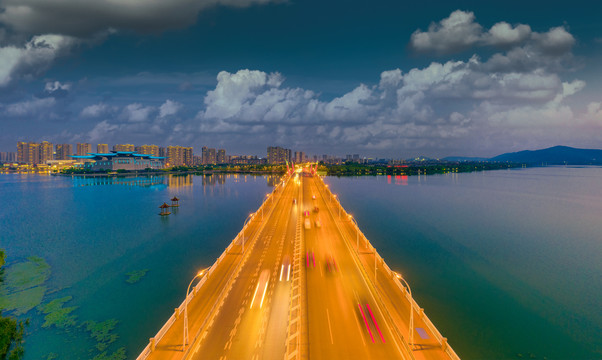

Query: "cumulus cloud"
<box><xmin>189</xmin><ymin>60</ymin><xmax>589</xmax><ymax>154</ymax></box>
<box><xmin>410</xmin><ymin>10</ymin><xmax>575</xmax><ymax>58</ymax></box>
<box><xmin>159</xmin><ymin>100</ymin><xmax>183</xmax><ymax>118</ymax></box>
<box><xmin>0</xmin><ymin>0</ymin><xmax>279</xmax><ymax>88</ymax></box>
<box><xmin>0</xmin><ymin>34</ymin><xmax>79</xmax><ymax>87</ymax></box>
<box><xmin>0</xmin><ymin>0</ymin><xmax>280</xmax><ymax>38</ymax></box>
<box><xmin>122</xmin><ymin>103</ymin><xmax>155</xmax><ymax>122</ymax></box>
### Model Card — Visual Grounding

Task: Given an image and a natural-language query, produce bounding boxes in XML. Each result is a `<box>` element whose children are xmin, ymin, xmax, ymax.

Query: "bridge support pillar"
<box><xmin>419</xmin><ymin>307</ymin><xmax>425</xmax><ymax>317</ymax></box>
<box><xmin>150</xmin><ymin>337</ymin><xmax>156</xmax><ymax>352</ymax></box>
<box><xmin>174</xmin><ymin>308</ymin><xmax>180</xmax><ymax>319</ymax></box>
<box><xmin>442</xmin><ymin>337</ymin><xmax>448</xmax><ymax>351</ymax></box>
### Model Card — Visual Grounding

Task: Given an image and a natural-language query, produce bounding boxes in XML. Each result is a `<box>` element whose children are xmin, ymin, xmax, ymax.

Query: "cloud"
<box><xmin>410</xmin><ymin>10</ymin><xmax>483</xmax><ymax>54</ymax></box>
<box><xmin>4</xmin><ymin>97</ymin><xmax>56</xmax><ymax>116</ymax></box>
<box><xmin>0</xmin><ymin>0</ymin><xmax>282</xmax><ymax>38</ymax></box>
<box><xmin>409</xmin><ymin>10</ymin><xmax>575</xmax><ymax>58</ymax></box>
<box><xmin>159</xmin><ymin>100</ymin><xmax>182</xmax><ymax>118</ymax></box>
<box><xmin>121</xmin><ymin>103</ymin><xmax>155</xmax><ymax>122</ymax></box>
<box><xmin>0</xmin><ymin>34</ymin><xmax>79</xmax><ymax>87</ymax></box>
<box><xmin>81</xmin><ymin>103</ymin><xmax>115</xmax><ymax>118</ymax></box>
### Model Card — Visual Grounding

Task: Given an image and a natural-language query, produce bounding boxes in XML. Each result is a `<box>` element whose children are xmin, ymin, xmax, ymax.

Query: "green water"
<box><xmin>1</xmin><ymin>168</ymin><xmax>601</xmax><ymax>359</ymax></box>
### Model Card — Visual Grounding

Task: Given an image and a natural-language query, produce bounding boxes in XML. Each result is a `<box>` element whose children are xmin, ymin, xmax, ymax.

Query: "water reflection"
<box><xmin>69</xmin><ymin>173</ymin><xmax>278</xmax><ymax>189</ymax></box>
<box><xmin>72</xmin><ymin>175</ymin><xmax>166</xmax><ymax>188</ymax></box>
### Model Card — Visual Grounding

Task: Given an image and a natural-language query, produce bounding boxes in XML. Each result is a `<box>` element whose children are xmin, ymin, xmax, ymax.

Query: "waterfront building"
<box><xmin>97</xmin><ymin>144</ymin><xmax>109</xmax><ymax>153</ymax></box>
<box><xmin>77</xmin><ymin>143</ymin><xmax>92</xmax><ymax>156</ymax></box>
<box><xmin>0</xmin><ymin>152</ymin><xmax>17</xmax><ymax>163</ymax></box>
<box><xmin>113</xmin><ymin>144</ymin><xmax>135</xmax><ymax>152</ymax></box>
<box><xmin>159</xmin><ymin>147</ymin><xmax>166</xmax><ymax>158</ymax></box>
<box><xmin>166</xmin><ymin>146</ymin><xmax>193</xmax><ymax>166</ymax></box>
<box><xmin>217</xmin><ymin>149</ymin><xmax>226</xmax><ymax>164</ymax></box>
<box><xmin>202</xmin><ymin>146</ymin><xmax>217</xmax><ymax>165</ymax></box>
<box><xmin>55</xmin><ymin>144</ymin><xmax>73</xmax><ymax>160</ymax></box>
<box><xmin>71</xmin><ymin>151</ymin><xmax>165</xmax><ymax>171</ymax></box>
<box><xmin>17</xmin><ymin>142</ymin><xmax>38</xmax><ymax>164</ymax></box>
<box><xmin>39</xmin><ymin>141</ymin><xmax>53</xmax><ymax>163</ymax></box>
<box><xmin>135</xmin><ymin>145</ymin><xmax>160</xmax><ymax>156</ymax></box>
<box><xmin>267</xmin><ymin>146</ymin><xmax>291</xmax><ymax>165</ymax></box>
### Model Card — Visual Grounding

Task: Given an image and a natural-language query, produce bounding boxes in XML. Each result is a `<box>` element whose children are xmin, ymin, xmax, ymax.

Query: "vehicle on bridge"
<box><xmin>315</xmin><ymin>218</ymin><xmax>322</xmax><ymax>228</ymax></box>
<box><xmin>293</xmin><ymin>198</ymin><xmax>297</xmax><ymax>204</ymax></box>
<box><xmin>304</xmin><ymin>218</ymin><xmax>311</xmax><ymax>229</ymax></box>
<box><xmin>250</xmin><ymin>269</ymin><xmax>270</xmax><ymax>309</ymax></box>
<box><xmin>313</xmin><ymin>206</ymin><xmax>319</xmax><ymax>213</ymax></box>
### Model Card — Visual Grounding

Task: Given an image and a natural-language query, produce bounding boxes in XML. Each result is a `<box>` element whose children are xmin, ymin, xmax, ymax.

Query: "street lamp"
<box><xmin>183</xmin><ymin>268</ymin><xmax>208</xmax><ymax>350</ymax></box>
<box><xmin>394</xmin><ymin>272</ymin><xmax>414</xmax><ymax>350</ymax></box>
<box><xmin>242</xmin><ymin>212</ymin><xmax>254</xmax><ymax>253</ymax></box>
<box><xmin>348</xmin><ymin>215</ymin><xmax>360</xmax><ymax>250</ymax></box>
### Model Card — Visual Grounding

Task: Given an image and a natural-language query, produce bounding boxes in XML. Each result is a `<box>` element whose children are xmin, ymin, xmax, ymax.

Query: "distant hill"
<box><xmin>442</xmin><ymin>156</ymin><xmax>489</xmax><ymax>162</ymax></box>
<box><xmin>490</xmin><ymin>146</ymin><xmax>602</xmax><ymax>165</ymax></box>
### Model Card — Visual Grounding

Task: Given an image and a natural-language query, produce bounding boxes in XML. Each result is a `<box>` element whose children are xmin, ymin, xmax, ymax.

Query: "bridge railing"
<box><xmin>136</xmin><ymin>175</ymin><xmax>288</xmax><ymax>360</ymax></box>
<box><xmin>317</xmin><ymin>175</ymin><xmax>460</xmax><ymax>360</ymax></box>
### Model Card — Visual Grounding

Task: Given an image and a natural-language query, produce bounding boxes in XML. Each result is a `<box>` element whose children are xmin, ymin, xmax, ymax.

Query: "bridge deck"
<box><xmin>138</xmin><ymin>172</ymin><xmax>460</xmax><ymax>360</ymax></box>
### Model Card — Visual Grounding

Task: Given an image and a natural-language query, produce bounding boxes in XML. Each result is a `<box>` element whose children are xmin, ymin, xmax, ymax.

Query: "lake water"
<box><xmin>0</xmin><ymin>168</ymin><xmax>600</xmax><ymax>359</ymax></box>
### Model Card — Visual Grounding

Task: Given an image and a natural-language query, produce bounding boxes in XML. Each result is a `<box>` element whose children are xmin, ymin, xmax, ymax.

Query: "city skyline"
<box><xmin>1</xmin><ymin>1</ymin><xmax>601</xmax><ymax>157</ymax></box>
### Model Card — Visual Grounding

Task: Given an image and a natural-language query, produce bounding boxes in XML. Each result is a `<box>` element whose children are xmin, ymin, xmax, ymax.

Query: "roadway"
<box><xmin>141</xmin><ymin>170</ymin><xmax>458</xmax><ymax>360</ymax></box>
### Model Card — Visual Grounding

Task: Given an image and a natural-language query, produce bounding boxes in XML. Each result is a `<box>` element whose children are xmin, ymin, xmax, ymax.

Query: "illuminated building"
<box><xmin>267</xmin><ymin>146</ymin><xmax>291</xmax><ymax>164</ymax></box>
<box><xmin>55</xmin><ymin>144</ymin><xmax>73</xmax><ymax>160</ymax></box>
<box><xmin>97</xmin><ymin>144</ymin><xmax>109</xmax><ymax>153</ymax></box>
<box><xmin>71</xmin><ymin>151</ymin><xmax>165</xmax><ymax>171</ymax></box>
<box><xmin>113</xmin><ymin>144</ymin><xmax>135</xmax><ymax>152</ymax></box>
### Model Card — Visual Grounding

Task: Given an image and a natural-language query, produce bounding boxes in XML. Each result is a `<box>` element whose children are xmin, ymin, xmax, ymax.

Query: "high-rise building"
<box><xmin>267</xmin><ymin>146</ymin><xmax>291</xmax><ymax>165</ymax></box>
<box><xmin>55</xmin><ymin>144</ymin><xmax>73</xmax><ymax>160</ymax></box>
<box><xmin>202</xmin><ymin>146</ymin><xmax>217</xmax><ymax>165</ymax></box>
<box><xmin>294</xmin><ymin>151</ymin><xmax>305</xmax><ymax>163</ymax></box>
<box><xmin>0</xmin><ymin>152</ymin><xmax>17</xmax><ymax>163</ymax></box>
<box><xmin>17</xmin><ymin>141</ymin><xmax>55</xmax><ymax>165</ymax></box>
<box><xmin>135</xmin><ymin>145</ymin><xmax>159</xmax><ymax>156</ymax></box>
<box><xmin>217</xmin><ymin>149</ymin><xmax>226</xmax><ymax>164</ymax></box>
<box><xmin>17</xmin><ymin>142</ymin><xmax>35</xmax><ymax>164</ymax></box>
<box><xmin>77</xmin><ymin>143</ymin><xmax>92</xmax><ymax>156</ymax></box>
<box><xmin>166</xmin><ymin>146</ymin><xmax>194</xmax><ymax>166</ymax></box>
<box><xmin>159</xmin><ymin>147</ymin><xmax>166</xmax><ymax>158</ymax></box>
<box><xmin>183</xmin><ymin>147</ymin><xmax>193</xmax><ymax>166</ymax></box>
<box><xmin>113</xmin><ymin>144</ymin><xmax>135</xmax><ymax>152</ymax></box>
<box><xmin>38</xmin><ymin>141</ymin><xmax>53</xmax><ymax>164</ymax></box>
<box><xmin>97</xmin><ymin>144</ymin><xmax>109</xmax><ymax>153</ymax></box>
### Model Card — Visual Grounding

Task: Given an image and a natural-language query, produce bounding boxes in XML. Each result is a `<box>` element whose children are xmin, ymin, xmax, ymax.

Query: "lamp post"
<box><xmin>183</xmin><ymin>268</ymin><xmax>208</xmax><ymax>350</ymax></box>
<box><xmin>394</xmin><ymin>272</ymin><xmax>414</xmax><ymax>350</ymax></box>
<box><xmin>242</xmin><ymin>213</ymin><xmax>254</xmax><ymax>253</ymax></box>
<box><xmin>348</xmin><ymin>215</ymin><xmax>360</xmax><ymax>251</ymax></box>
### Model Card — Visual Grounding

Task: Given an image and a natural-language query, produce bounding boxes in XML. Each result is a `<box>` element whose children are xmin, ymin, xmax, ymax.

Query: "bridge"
<box><xmin>137</xmin><ymin>168</ymin><xmax>461</xmax><ymax>360</ymax></box>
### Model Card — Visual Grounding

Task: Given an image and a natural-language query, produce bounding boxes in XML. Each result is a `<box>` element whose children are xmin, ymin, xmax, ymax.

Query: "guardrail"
<box><xmin>136</xmin><ymin>175</ymin><xmax>289</xmax><ymax>360</ymax></box>
<box><xmin>317</xmin><ymin>175</ymin><xmax>461</xmax><ymax>360</ymax></box>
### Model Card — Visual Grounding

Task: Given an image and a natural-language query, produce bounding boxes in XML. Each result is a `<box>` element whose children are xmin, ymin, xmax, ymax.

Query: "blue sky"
<box><xmin>1</xmin><ymin>0</ymin><xmax>601</xmax><ymax>157</ymax></box>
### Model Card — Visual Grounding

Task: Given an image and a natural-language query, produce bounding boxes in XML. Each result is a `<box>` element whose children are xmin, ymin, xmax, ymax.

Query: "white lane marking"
<box><xmin>286</xmin><ymin>264</ymin><xmax>291</xmax><ymax>281</ymax></box>
<box><xmin>280</xmin><ymin>264</ymin><xmax>284</xmax><ymax>281</ymax></box>
<box><xmin>260</xmin><ymin>279</ymin><xmax>269</xmax><ymax>308</ymax></box>
<box><xmin>326</xmin><ymin>308</ymin><xmax>334</xmax><ymax>345</ymax></box>
<box><xmin>250</xmin><ymin>280</ymin><xmax>260</xmax><ymax>308</ymax></box>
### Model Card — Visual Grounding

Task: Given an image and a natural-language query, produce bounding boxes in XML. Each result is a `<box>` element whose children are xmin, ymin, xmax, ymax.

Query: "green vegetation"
<box><xmin>37</xmin><ymin>296</ymin><xmax>78</xmax><ymax>329</ymax></box>
<box><xmin>324</xmin><ymin>161</ymin><xmax>524</xmax><ymax>176</ymax></box>
<box><xmin>82</xmin><ymin>319</ymin><xmax>119</xmax><ymax>351</ymax></box>
<box><xmin>91</xmin><ymin>347</ymin><xmax>126</xmax><ymax>360</ymax></box>
<box><xmin>0</xmin><ymin>256</ymin><xmax>50</xmax><ymax>315</ymax></box>
<box><xmin>125</xmin><ymin>269</ymin><xmax>149</xmax><ymax>284</ymax></box>
<box><xmin>0</xmin><ymin>249</ymin><xmax>26</xmax><ymax>360</ymax></box>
